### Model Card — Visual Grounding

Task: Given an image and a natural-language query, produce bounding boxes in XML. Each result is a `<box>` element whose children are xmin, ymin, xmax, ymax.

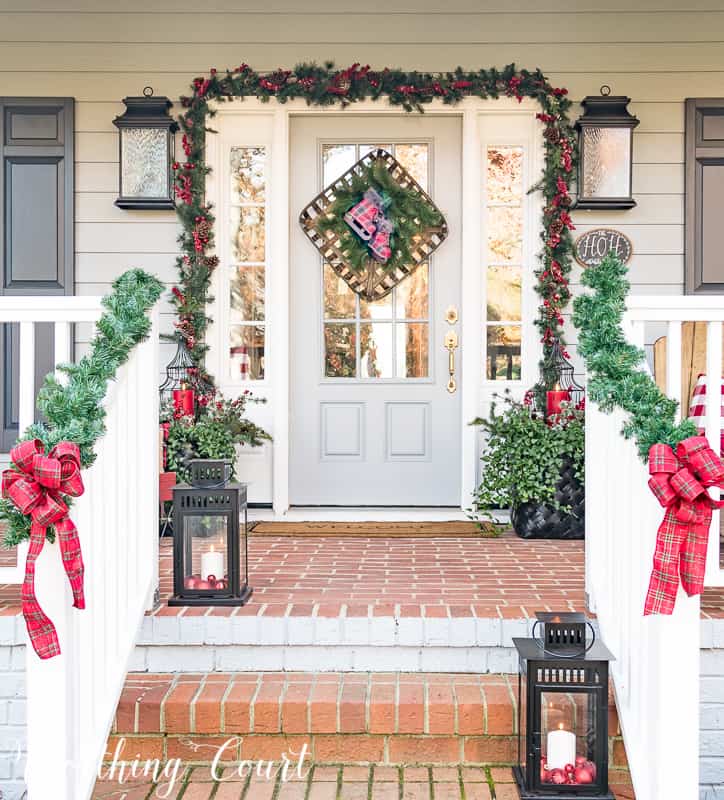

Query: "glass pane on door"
<box><xmin>319</xmin><ymin>142</ymin><xmax>431</xmax><ymax>381</ymax></box>
<box><xmin>484</xmin><ymin>145</ymin><xmax>526</xmax><ymax>382</ymax></box>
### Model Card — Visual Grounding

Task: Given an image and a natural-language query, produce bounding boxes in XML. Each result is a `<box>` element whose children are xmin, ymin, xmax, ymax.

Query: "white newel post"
<box><xmin>648</xmin><ymin>597</ymin><xmax>701</xmax><ymax>799</ymax></box>
<box><xmin>24</xmin><ymin>315</ymin><xmax>81</xmax><ymax>799</ymax></box>
<box><xmin>25</xmin><ymin>547</ymin><xmax>79</xmax><ymax>799</ymax></box>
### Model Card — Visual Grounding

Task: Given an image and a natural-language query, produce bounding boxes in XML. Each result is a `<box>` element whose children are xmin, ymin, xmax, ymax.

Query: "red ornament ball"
<box><xmin>574</xmin><ymin>766</ymin><xmax>594</xmax><ymax>784</ymax></box>
<box><xmin>575</xmin><ymin>756</ymin><xmax>587</xmax><ymax>767</ymax></box>
<box><xmin>196</xmin><ymin>580</ymin><xmax>211</xmax><ymax>590</ymax></box>
<box><xmin>184</xmin><ymin>576</ymin><xmax>198</xmax><ymax>589</ymax></box>
<box><xmin>540</xmin><ymin>764</ymin><xmax>549</xmax><ymax>782</ymax></box>
<box><xmin>549</xmin><ymin>769</ymin><xmax>566</xmax><ymax>785</ymax></box>
<box><xmin>564</xmin><ymin>764</ymin><xmax>574</xmax><ymax>774</ymax></box>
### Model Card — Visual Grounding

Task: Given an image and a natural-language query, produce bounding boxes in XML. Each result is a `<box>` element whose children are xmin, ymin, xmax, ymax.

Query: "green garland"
<box><xmin>572</xmin><ymin>253</ymin><xmax>697</xmax><ymax>460</ymax></box>
<box><xmin>316</xmin><ymin>157</ymin><xmax>443</xmax><ymax>274</ymax></box>
<box><xmin>172</xmin><ymin>62</ymin><xmax>577</xmax><ymax>389</ymax></box>
<box><xmin>1</xmin><ymin>270</ymin><xmax>164</xmax><ymax>548</ymax></box>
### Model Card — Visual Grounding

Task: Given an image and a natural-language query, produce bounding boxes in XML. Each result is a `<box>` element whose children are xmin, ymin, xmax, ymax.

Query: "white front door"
<box><xmin>290</xmin><ymin>115</ymin><xmax>462</xmax><ymax>506</ymax></box>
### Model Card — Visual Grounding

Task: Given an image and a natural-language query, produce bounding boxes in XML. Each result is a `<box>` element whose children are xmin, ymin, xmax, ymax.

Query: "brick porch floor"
<box><xmin>92</xmin><ymin>764</ymin><xmax>636</xmax><ymax>799</ymax></box>
<box><xmin>157</xmin><ymin>532</ymin><xmax>586</xmax><ymax>619</ymax></box>
<box><xmin>2</xmin><ymin>530</ymin><xmax>724</xmax><ymax>620</ymax></box>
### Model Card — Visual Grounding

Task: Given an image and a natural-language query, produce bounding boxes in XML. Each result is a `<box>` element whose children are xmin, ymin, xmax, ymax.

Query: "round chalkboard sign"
<box><xmin>574</xmin><ymin>228</ymin><xmax>633</xmax><ymax>267</ymax></box>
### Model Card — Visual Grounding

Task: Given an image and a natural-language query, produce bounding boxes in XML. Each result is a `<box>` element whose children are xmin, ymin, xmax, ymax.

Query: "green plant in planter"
<box><xmin>162</xmin><ymin>390</ymin><xmax>271</xmax><ymax>484</ymax></box>
<box><xmin>470</xmin><ymin>392</ymin><xmax>584</xmax><ymax>519</ymax></box>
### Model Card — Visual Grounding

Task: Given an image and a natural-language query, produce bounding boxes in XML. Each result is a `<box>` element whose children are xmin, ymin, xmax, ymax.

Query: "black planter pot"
<box><xmin>510</xmin><ymin>455</ymin><xmax>584</xmax><ymax>540</ymax></box>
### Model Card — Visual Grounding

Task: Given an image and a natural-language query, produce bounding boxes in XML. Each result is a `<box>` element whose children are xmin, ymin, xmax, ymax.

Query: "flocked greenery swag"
<box><xmin>316</xmin><ymin>157</ymin><xmax>444</xmax><ymax>275</ymax></box>
<box><xmin>172</xmin><ymin>62</ymin><xmax>577</xmax><ymax>388</ymax></box>
<box><xmin>1</xmin><ymin>270</ymin><xmax>164</xmax><ymax>548</ymax></box>
<box><xmin>572</xmin><ymin>253</ymin><xmax>697</xmax><ymax>461</ymax></box>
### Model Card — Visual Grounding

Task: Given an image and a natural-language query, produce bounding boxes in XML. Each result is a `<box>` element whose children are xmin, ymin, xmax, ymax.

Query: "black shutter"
<box><xmin>0</xmin><ymin>98</ymin><xmax>74</xmax><ymax>450</ymax></box>
<box><xmin>685</xmin><ymin>98</ymin><xmax>724</xmax><ymax>294</ymax></box>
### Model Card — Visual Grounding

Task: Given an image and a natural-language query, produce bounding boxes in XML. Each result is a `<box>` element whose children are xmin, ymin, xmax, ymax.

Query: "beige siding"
<box><xmin>0</xmin><ymin>0</ymin><xmax>719</xmax><ymax>491</ymax></box>
<box><xmin>0</xmin><ymin>3</ymin><xmax>703</xmax><ymax>293</ymax></box>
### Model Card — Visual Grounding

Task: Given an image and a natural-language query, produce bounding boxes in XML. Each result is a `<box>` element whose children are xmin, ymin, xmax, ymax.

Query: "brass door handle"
<box><xmin>444</xmin><ymin>330</ymin><xmax>458</xmax><ymax>394</ymax></box>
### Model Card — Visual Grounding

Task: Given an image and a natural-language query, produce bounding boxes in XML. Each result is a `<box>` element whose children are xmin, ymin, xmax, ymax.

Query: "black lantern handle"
<box><xmin>531</xmin><ymin>619</ymin><xmax>597</xmax><ymax>659</ymax></box>
<box><xmin>599</xmin><ymin>84</ymin><xmax>612</xmax><ymax>97</ymax></box>
<box><xmin>143</xmin><ymin>86</ymin><xmax>154</xmax><ymax>97</ymax></box>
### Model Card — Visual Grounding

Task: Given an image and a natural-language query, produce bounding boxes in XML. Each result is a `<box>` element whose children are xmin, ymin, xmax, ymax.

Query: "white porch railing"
<box><xmin>0</xmin><ymin>297</ymin><xmax>160</xmax><ymax>800</ymax></box>
<box><xmin>586</xmin><ymin>296</ymin><xmax>724</xmax><ymax>800</ymax></box>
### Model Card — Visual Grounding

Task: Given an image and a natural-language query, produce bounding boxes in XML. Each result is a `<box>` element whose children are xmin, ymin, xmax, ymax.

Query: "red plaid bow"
<box><xmin>2</xmin><ymin>439</ymin><xmax>85</xmax><ymax>659</ymax></box>
<box><xmin>645</xmin><ymin>436</ymin><xmax>724</xmax><ymax>615</ymax></box>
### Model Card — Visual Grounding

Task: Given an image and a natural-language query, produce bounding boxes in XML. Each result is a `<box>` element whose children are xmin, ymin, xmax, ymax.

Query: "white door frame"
<box><xmin>205</xmin><ymin>97</ymin><xmax>543</xmax><ymax>516</ymax></box>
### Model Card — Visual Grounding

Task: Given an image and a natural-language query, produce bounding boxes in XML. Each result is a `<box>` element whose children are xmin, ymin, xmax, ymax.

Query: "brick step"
<box><xmin>107</xmin><ymin>672</ymin><xmax>631</xmax><ymax>783</ymax></box>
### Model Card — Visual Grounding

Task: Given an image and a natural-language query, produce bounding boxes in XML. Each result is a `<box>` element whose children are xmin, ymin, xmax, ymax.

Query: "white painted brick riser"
<box><xmin>0</xmin><ymin>643</ymin><xmax>27</xmax><ymax>800</ymax></box>
<box><xmin>130</xmin><ymin>644</ymin><xmax>520</xmax><ymax>674</ymax></box>
<box><xmin>701</xmin><ymin>643</ymin><xmax>724</xmax><ymax>800</ymax></box>
<box><xmin>136</xmin><ymin>615</ymin><xmax>533</xmax><ymax>650</ymax></box>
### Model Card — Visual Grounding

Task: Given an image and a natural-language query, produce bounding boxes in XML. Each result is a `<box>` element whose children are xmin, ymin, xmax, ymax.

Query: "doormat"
<box><xmin>249</xmin><ymin>520</ymin><xmax>501</xmax><ymax>538</ymax></box>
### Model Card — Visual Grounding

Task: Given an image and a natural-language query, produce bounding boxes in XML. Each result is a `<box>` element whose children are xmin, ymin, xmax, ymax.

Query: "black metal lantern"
<box><xmin>513</xmin><ymin>613</ymin><xmax>615</xmax><ymax>799</ymax></box>
<box><xmin>551</xmin><ymin>339</ymin><xmax>584</xmax><ymax>408</ymax></box>
<box><xmin>169</xmin><ymin>460</ymin><xmax>252</xmax><ymax>606</ymax></box>
<box><xmin>575</xmin><ymin>87</ymin><xmax>639</xmax><ymax>210</ymax></box>
<box><xmin>113</xmin><ymin>87</ymin><xmax>178</xmax><ymax>210</ymax></box>
<box><xmin>159</xmin><ymin>338</ymin><xmax>210</xmax><ymax>403</ymax></box>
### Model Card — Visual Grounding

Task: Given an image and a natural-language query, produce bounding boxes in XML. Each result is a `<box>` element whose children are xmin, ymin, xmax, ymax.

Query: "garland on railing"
<box><xmin>172</xmin><ymin>62</ymin><xmax>577</xmax><ymax>387</ymax></box>
<box><xmin>572</xmin><ymin>253</ymin><xmax>724</xmax><ymax>615</ymax></box>
<box><xmin>1</xmin><ymin>269</ymin><xmax>164</xmax><ymax>549</ymax></box>
<box><xmin>572</xmin><ymin>253</ymin><xmax>697</xmax><ymax>460</ymax></box>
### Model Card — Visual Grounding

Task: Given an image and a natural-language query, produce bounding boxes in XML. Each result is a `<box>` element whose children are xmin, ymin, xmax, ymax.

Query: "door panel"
<box><xmin>0</xmin><ymin>98</ymin><xmax>74</xmax><ymax>451</ymax></box>
<box><xmin>290</xmin><ymin>115</ymin><xmax>462</xmax><ymax>506</ymax></box>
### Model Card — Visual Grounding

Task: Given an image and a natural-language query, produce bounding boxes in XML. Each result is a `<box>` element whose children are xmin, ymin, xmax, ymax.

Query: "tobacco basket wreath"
<box><xmin>299</xmin><ymin>149</ymin><xmax>448</xmax><ymax>301</ymax></box>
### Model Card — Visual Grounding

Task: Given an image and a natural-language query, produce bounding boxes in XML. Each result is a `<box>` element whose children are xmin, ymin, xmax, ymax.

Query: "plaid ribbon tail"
<box><xmin>644</xmin><ymin>507</ymin><xmax>688</xmax><ymax>616</ymax></box>
<box><xmin>21</xmin><ymin>522</ymin><xmax>62</xmax><ymax>660</ymax></box>
<box><xmin>56</xmin><ymin>517</ymin><xmax>85</xmax><ymax>610</ymax></box>
<box><xmin>680</xmin><ymin>509</ymin><xmax>712</xmax><ymax>598</ymax></box>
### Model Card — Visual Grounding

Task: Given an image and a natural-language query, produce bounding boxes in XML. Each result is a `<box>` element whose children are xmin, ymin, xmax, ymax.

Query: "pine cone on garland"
<box><xmin>195</xmin><ymin>218</ymin><xmax>212</xmax><ymax>242</ymax></box>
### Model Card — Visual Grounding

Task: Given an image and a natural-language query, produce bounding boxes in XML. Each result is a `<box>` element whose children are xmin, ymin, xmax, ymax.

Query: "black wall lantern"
<box><xmin>513</xmin><ymin>613</ymin><xmax>615</xmax><ymax>799</ymax></box>
<box><xmin>575</xmin><ymin>87</ymin><xmax>639</xmax><ymax>210</ymax></box>
<box><xmin>169</xmin><ymin>460</ymin><xmax>252</xmax><ymax>606</ymax></box>
<box><xmin>113</xmin><ymin>87</ymin><xmax>178</xmax><ymax>210</ymax></box>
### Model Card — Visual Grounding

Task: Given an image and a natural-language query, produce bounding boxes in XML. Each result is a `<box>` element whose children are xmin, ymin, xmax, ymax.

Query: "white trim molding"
<box><xmin>206</xmin><ymin>97</ymin><xmax>543</xmax><ymax>515</ymax></box>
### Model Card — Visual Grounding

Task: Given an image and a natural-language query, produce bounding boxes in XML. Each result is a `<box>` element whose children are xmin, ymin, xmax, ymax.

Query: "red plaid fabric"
<box><xmin>369</xmin><ymin>216</ymin><xmax>393</xmax><ymax>264</ymax></box>
<box><xmin>2</xmin><ymin>439</ymin><xmax>85</xmax><ymax>659</ymax></box>
<box><xmin>687</xmin><ymin>373</ymin><xmax>724</xmax><ymax>452</ymax></box>
<box><xmin>344</xmin><ymin>188</ymin><xmax>384</xmax><ymax>242</ymax></box>
<box><xmin>645</xmin><ymin>436</ymin><xmax>724</xmax><ymax>615</ymax></box>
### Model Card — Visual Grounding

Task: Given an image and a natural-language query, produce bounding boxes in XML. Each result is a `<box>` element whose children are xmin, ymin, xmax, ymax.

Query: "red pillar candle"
<box><xmin>172</xmin><ymin>383</ymin><xmax>195</xmax><ymax>416</ymax></box>
<box><xmin>546</xmin><ymin>384</ymin><xmax>570</xmax><ymax>419</ymax></box>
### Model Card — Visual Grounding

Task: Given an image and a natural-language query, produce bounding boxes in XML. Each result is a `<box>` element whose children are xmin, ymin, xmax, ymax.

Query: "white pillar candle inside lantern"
<box><xmin>546</xmin><ymin>723</ymin><xmax>576</xmax><ymax>769</ymax></box>
<box><xmin>201</xmin><ymin>545</ymin><xmax>224</xmax><ymax>581</ymax></box>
